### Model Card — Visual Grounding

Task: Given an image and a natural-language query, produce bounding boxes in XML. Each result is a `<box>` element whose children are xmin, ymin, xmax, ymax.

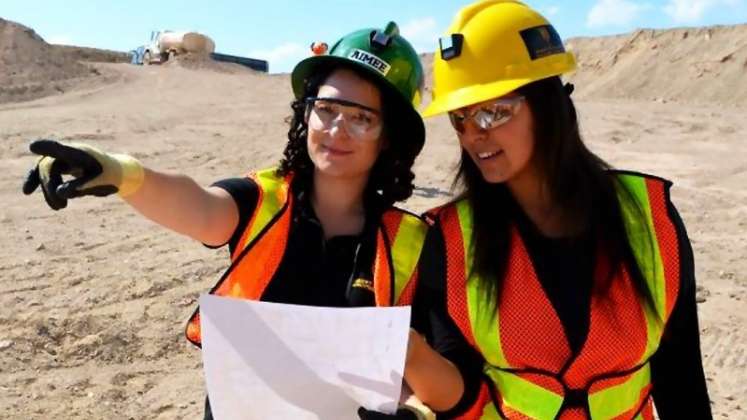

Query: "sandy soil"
<box><xmin>0</xmin><ymin>18</ymin><xmax>745</xmax><ymax>419</ymax></box>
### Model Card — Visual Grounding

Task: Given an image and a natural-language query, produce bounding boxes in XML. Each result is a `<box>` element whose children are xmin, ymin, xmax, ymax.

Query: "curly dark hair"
<box><xmin>277</xmin><ymin>62</ymin><xmax>423</xmax><ymax>208</ymax></box>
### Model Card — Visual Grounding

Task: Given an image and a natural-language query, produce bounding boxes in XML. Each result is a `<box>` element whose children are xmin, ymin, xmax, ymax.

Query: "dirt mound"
<box><xmin>0</xmin><ymin>17</ymin><xmax>102</xmax><ymax>104</ymax></box>
<box><xmin>566</xmin><ymin>24</ymin><xmax>747</xmax><ymax>105</ymax></box>
<box><xmin>162</xmin><ymin>52</ymin><xmax>261</xmax><ymax>75</ymax></box>
<box><xmin>420</xmin><ymin>23</ymin><xmax>747</xmax><ymax>106</ymax></box>
<box><xmin>51</xmin><ymin>45</ymin><xmax>130</xmax><ymax>63</ymax></box>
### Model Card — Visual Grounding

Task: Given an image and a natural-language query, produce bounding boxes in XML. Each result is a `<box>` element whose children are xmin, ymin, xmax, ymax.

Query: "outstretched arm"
<box><xmin>123</xmin><ymin>168</ymin><xmax>238</xmax><ymax>246</ymax></box>
<box><xmin>23</xmin><ymin>139</ymin><xmax>239</xmax><ymax>246</ymax></box>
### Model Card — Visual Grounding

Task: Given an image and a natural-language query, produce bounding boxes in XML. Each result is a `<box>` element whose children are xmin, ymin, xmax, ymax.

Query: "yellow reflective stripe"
<box><xmin>390</xmin><ymin>213</ymin><xmax>427</xmax><ymax>303</ymax></box>
<box><xmin>484</xmin><ymin>367</ymin><xmax>563</xmax><ymax>420</ymax></box>
<box><xmin>457</xmin><ymin>200</ymin><xmax>508</xmax><ymax>367</ymax></box>
<box><xmin>247</xmin><ymin>168</ymin><xmax>287</xmax><ymax>244</ymax></box>
<box><xmin>468</xmin><ymin>281</ymin><xmax>506</xmax><ymax>367</ymax></box>
<box><xmin>617</xmin><ymin>175</ymin><xmax>666</xmax><ymax>313</ymax></box>
<box><xmin>588</xmin><ymin>363</ymin><xmax>651</xmax><ymax>419</ymax></box>
<box><xmin>639</xmin><ymin>303</ymin><xmax>661</xmax><ymax>363</ymax></box>
<box><xmin>479</xmin><ymin>402</ymin><xmax>502</xmax><ymax>420</ymax></box>
<box><xmin>616</xmin><ymin>175</ymin><xmax>665</xmax><ymax>360</ymax></box>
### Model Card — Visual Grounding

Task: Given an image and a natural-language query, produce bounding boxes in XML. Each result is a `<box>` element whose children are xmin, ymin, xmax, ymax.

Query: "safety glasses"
<box><xmin>448</xmin><ymin>96</ymin><xmax>526</xmax><ymax>134</ymax></box>
<box><xmin>304</xmin><ymin>97</ymin><xmax>382</xmax><ymax>141</ymax></box>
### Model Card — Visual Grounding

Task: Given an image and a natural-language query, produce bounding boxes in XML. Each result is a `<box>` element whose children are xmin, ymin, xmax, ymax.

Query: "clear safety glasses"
<box><xmin>448</xmin><ymin>96</ymin><xmax>526</xmax><ymax>134</ymax></box>
<box><xmin>304</xmin><ymin>97</ymin><xmax>383</xmax><ymax>141</ymax></box>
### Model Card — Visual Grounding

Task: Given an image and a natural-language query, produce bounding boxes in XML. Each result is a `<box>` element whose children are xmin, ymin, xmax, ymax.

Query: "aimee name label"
<box><xmin>348</xmin><ymin>49</ymin><xmax>391</xmax><ymax>76</ymax></box>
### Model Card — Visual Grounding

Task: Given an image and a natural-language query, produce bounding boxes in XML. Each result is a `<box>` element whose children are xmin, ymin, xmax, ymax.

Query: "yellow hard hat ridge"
<box><xmin>422</xmin><ymin>0</ymin><xmax>577</xmax><ymax>117</ymax></box>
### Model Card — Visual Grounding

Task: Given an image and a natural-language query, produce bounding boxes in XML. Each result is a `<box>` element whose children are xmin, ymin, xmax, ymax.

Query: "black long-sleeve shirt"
<box><xmin>207</xmin><ymin>176</ymin><xmax>386</xmax><ymax>307</ymax></box>
<box><xmin>202</xmin><ymin>176</ymin><xmax>385</xmax><ymax>419</ymax></box>
<box><xmin>412</xmin><ymin>201</ymin><xmax>712</xmax><ymax>419</ymax></box>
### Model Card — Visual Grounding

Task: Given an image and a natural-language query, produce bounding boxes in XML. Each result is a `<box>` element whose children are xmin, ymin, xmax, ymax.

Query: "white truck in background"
<box><xmin>133</xmin><ymin>30</ymin><xmax>268</xmax><ymax>72</ymax></box>
<box><xmin>142</xmin><ymin>30</ymin><xmax>215</xmax><ymax>64</ymax></box>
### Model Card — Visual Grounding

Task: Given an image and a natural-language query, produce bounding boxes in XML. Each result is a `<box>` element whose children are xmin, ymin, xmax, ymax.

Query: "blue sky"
<box><xmin>3</xmin><ymin>0</ymin><xmax>746</xmax><ymax>73</ymax></box>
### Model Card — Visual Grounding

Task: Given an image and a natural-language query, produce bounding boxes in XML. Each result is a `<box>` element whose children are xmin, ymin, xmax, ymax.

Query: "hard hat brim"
<box><xmin>422</xmin><ymin>77</ymin><xmax>533</xmax><ymax>118</ymax></box>
<box><xmin>423</xmin><ymin>53</ymin><xmax>577</xmax><ymax>118</ymax></box>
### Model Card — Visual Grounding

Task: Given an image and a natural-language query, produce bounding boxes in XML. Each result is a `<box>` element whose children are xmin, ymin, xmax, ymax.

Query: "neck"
<box><xmin>311</xmin><ymin>169</ymin><xmax>368</xmax><ymax>238</ymax></box>
<box><xmin>506</xmin><ymin>165</ymin><xmax>565</xmax><ymax>238</ymax></box>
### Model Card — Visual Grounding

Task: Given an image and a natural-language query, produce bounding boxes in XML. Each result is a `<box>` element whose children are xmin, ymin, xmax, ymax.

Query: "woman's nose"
<box><xmin>460</xmin><ymin>121</ymin><xmax>487</xmax><ymax>143</ymax></box>
<box><xmin>327</xmin><ymin>114</ymin><xmax>349</xmax><ymax>139</ymax></box>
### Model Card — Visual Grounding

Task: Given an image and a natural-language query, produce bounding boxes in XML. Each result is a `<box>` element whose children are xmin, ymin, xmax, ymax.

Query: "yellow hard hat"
<box><xmin>422</xmin><ymin>0</ymin><xmax>576</xmax><ymax>117</ymax></box>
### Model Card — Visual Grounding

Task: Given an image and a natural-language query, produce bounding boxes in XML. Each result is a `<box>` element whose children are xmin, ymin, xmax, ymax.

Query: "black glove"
<box><xmin>22</xmin><ymin>139</ymin><xmax>144</xmax><ymax>210</ymax></box>
<box><xmin>357</xmin><ymin>406</ymin><xmax>420</xmax><ymax>420</ymax></box>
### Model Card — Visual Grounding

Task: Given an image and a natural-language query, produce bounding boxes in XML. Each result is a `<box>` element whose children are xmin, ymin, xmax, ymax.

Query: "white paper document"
<box><xmin>199</xmin><ymin>294</ymin><xmax>411</xmax><ymax>420</ymax></box>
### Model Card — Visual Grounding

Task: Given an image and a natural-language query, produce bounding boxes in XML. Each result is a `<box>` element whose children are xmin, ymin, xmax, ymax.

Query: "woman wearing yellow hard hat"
<box><xmin>399</xmin><ymin>1</ymin><xmax>712</xmax><ymax>419</ymax></box>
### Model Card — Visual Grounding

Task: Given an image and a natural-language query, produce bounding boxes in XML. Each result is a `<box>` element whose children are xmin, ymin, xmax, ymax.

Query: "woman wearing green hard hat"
<box><xmin>23</xmin><ymin>22</ymin><xmax>435</xmax><ymax>419</ymax></box>
<box><xmin>397</xmin><ymin>1</ymin><xmax>712</xmax><ymax>419</ymax></box>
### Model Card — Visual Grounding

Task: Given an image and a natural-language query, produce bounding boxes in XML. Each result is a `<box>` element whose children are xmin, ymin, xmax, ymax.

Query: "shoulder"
<box><xmin>211</xmin><ymin>176</ymin><xmax>259</xmax><ymax>198</ymax></box>
<box><xmin>609</xmin><ymin>169</ymin><xmax>674</xmax><ymax>190</ymax></box>
<box><xmin>383</xmin><ymin>205</ymin><xmax>425</xmax><ymax>222</ymax></box>
<box><xmin>213</xmin><ymin>166</ymin><xmax>291</xmax><ymax>197</ymax></box>
<box><xmin>423</xmin><ymin>197</ymin><xmax>471</xmax><ymax>226</ymax></box>
<box><xmin>250</xmin><ymin>166</ymin><xmax>294</xmax><ymax>191</ymax></box>
<box><xmin>380</xmin><ymin>205</ymin><xmax>429</xmax><ymax>238</ymax></box>
<box><xmin>609</xmin><ymin>170</ymin><xmax>679</xmax><ymax>214</ymax></box>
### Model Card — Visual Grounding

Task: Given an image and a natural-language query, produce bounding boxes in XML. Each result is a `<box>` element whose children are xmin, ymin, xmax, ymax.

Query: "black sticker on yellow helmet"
<box><xmin>520</xmin><ymin>25</ymin><xmax>565</xmax><ymax>60</ymax></box>
<box><xmin>439</xmin><ymin>34</ymin><xmax>464</xmax><ymax>61</ymax></box>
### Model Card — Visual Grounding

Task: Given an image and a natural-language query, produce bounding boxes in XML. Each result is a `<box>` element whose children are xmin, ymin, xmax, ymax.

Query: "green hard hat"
<box><xmin>291</xmin><ymin>22</ymin><xmax>425</xmax><ymax>150</ymax></box>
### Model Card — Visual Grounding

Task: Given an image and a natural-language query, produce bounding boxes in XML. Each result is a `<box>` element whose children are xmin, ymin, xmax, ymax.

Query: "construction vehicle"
<box><xmin>134</xmin><ymin>30</ymin><xmax>268</xmax><ymax>72</ymax></box>
<box><xmin>142</xmin><ymin>30</ymin><xmax>215</xmax><ymax>65</ymax></box>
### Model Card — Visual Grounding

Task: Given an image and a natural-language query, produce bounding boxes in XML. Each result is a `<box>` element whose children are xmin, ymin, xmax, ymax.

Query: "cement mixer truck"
<box><xmin>142</xmin><ymin>30</ymin><xmax>215</xmax><ymax>64</ymax></box>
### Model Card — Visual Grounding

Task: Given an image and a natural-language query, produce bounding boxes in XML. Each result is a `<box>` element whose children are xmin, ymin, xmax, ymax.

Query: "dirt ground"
<box><xmin>0</xmin><ymin>17</ymin><xmax>745</xmax><ymax>420</ymax></box>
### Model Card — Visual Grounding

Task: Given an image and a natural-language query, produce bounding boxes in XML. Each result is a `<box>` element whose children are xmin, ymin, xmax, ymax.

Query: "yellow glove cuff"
<box><xmin>402</xmin><ymin>395</ymin><xmax>435</xmax><ymax>420</ymax></box>
<box><xmin>70</xmin><ymin>142</ymin><xmax>145</xmax><ymax>198</ymax></box>
<box><xmin>111</xmin><ymin>153</ymin><xmax>145</xmax><ymax>197</ymax></box>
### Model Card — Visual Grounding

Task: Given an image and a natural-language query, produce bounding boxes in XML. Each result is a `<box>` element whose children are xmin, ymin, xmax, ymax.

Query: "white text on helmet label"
<box><xmin>348</xmin><ymin>49</ymin><xmax>391</xmax><ymax>76</ymax></box>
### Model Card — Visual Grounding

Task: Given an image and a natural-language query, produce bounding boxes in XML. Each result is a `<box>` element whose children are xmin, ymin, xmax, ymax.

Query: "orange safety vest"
<box><xmin>434</xmin><ymin>173</ymin><xmax>681</xmax><ymax>419</ymax></box>
<box><xmin>186</xmin><ymin>167</ymin><xmax>428</xmax><ymax>346</ymax></box>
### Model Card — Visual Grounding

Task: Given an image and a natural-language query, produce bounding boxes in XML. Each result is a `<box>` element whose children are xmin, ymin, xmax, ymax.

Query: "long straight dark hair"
<box><xmin>455</xmin><ymin>76</ymin><xmax>655</xmax><ymax>310</ymax></box>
